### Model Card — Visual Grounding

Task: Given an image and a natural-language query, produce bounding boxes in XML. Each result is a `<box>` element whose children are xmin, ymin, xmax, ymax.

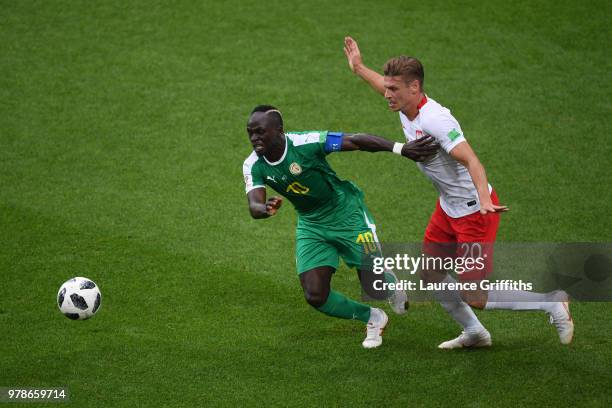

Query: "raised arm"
<box><xmin>344</xmin><ymin>37</ymin><xmax>385</xmax><ymax>96</ymax></box>
<box><xmin>340</xmin><ymin>133</ymin><xmax>439</xmax><ymax>162</ymax></box>
<box><xmin>246</xmin><ymin>188</ymin><xmax>283</xmax><ymax>219</ymax></box>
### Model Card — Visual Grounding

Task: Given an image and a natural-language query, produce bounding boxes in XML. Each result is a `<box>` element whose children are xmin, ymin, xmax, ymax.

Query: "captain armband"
<box><xmin>324</xmin><ymin>132</ymin><xmax>344</xmax><ymax>153</ymax></box>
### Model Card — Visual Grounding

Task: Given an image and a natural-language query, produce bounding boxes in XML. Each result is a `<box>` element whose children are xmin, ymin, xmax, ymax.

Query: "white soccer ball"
<box><xmin>57</xmin><ymin>277</ymin><xmax>102</xmax><ymax>320</ymax></box>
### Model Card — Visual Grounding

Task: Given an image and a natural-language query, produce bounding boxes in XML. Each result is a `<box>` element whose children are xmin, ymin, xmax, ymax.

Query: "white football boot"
<box><xmin>438</xmin><ymin>328</ymin><xmax>492</xmax><ymax>349</ymax></box>
<box><xmin>547</xmin><ymin>291</ymin><xmax>574</xmax><ymax>345</ymax></box>
<box><xmin>362</xmin><ymin>308</ymin><xmax>388</xmax><ymax>349</ymax></box>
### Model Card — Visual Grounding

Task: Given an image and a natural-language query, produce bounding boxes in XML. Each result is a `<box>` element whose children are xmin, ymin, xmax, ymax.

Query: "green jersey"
<box><xmin>242</xmin><ymin>131</ymin><xmax>364</xmax><ymax>226</ymax></box>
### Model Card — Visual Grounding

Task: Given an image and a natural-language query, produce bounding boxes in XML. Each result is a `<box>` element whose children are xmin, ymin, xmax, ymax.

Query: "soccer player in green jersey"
<box><xmin>243</xmin><ymin>105</ymin><xmax>439</xmax><ymax>348</ymax></box>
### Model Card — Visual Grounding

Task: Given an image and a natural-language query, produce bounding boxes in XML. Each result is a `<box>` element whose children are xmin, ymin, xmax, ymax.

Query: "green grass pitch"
<box><xmin>1</xmin><ymin>0</ymin><xmax>611</xmax><ymax>406</ymax></box>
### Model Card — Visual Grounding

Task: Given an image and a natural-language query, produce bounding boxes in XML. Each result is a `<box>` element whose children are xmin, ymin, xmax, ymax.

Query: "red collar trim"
<box><xmin>417</xmin><ymin>95</ymin><xmax>428</xmax><ymax>110</ymax></box>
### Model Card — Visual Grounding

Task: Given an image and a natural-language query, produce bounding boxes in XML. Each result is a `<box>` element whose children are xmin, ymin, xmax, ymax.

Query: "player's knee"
<box><xmin>465</xmin><ymin>298</ymin><xmax>485</xmax><ymax>309</ymax></box>
<box><xmin>461</xmin><ymin>289</ymin><xmax>487</xmax><ymax>310</ymax></box>
<box><xmin>299</xmin><ymin>267</ymin><xmax>333</xmax><ymax>308</ymax></box>
<box><xmin>303</xmin><ymin>289</ymin><xmax>328</xmax><ymax>308</ymax></box>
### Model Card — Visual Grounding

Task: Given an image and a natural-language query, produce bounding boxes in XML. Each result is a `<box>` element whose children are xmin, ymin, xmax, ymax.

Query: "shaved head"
<box><xmin>250</xmin><ymin>104</ymin><xmax>283</xmax><ymax>130</ymax></box>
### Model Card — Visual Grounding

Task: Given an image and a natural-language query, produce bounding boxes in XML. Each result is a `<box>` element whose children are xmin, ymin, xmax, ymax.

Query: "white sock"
<box><xmin>433</xmin><ymin>275</ymin><xmax>485</xmax><ymax>333</ymax></box>
<box><xmin>368</xmin><ymin>307</ymin><xmax>384</xmax><ymax>325</ymax></box>
<box><xmin>485</xmin><ymin>290</ymin><xmax>556</xmax><ymax>312</ymax></box>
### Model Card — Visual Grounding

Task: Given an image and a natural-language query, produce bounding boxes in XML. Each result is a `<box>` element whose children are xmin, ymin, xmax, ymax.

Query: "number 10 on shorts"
<box><xmin>357</xmin><ymin>232</ymin><xmax>376</xmax><ymax>254</ymax></box>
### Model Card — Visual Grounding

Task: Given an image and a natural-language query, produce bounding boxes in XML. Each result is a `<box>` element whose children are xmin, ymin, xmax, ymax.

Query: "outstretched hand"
<box><xmin>479</xmin><ymin>201</ymin><xmax>509</xmax><ymax>215</ymax></box>
<box><xmin>266</xmin><ymin>196</ymin><xmax>283</xmax><ymax>216</ymax></box>
<box><xmin>402</xmin><ymin>136</ymin><xmax>440</xmax><ymax>162</ymax></box>
<box><xmin>343</xmin><ymin>36</ymin><xmax>363</xmax><ymax>73</ymax></box>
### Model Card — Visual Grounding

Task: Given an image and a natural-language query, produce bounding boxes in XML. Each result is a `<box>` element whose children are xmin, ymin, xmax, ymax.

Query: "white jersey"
<box><xmin>400</xmin><ymin>96</ymin><xmax>491</xmax><ymax>218</ymax></box>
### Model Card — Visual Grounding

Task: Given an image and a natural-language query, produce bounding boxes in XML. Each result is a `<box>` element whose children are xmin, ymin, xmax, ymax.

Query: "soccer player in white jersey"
<box><xmin>343</xmin><ymin>36</ymin><xmax>574</xmax><ymax>348</ymax></box>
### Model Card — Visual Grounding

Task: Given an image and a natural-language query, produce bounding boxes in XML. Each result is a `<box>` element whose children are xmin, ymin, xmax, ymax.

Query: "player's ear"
<box><xmin>410</xmin><ymin>80</ymin><xmax>418</xmax><ymax>94</ymax></box>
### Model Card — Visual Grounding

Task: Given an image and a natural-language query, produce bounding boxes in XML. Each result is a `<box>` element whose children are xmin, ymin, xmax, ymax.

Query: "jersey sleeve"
<box><xmin>243</xmin><ymin>154</ymin><xmax>265</xmax><ymax>194</ymax></box>
<box><xmin>422</xmin><ymin>113</ymin><xmax>466</xmax><ymax>154</ymax></box>
<box><xmin>287</xmin><ymin>131</ymin><xmax>329</xmax><ymax>157</ymax></box>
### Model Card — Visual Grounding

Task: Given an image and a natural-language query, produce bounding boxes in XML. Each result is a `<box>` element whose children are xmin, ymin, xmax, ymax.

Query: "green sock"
<box><xmin>316</xmin><ymin>290</ymin><xmax>371</xmax><ymax>323</ymax></box>
<box><xmin>383</xmin><ymin>271</ymin><xmax>397</xmax><ymax>284</ymax></box>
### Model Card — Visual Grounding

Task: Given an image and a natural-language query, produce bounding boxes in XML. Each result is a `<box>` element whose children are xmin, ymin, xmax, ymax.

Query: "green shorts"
<box><xmin>295</xmin><ymin>200</ymin><xmax>381</xmax><ymax>274</ymax></box>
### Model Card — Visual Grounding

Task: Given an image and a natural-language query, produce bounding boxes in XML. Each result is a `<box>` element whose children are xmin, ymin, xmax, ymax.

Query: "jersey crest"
<box><xmin>289</xmin><ymin>162</ymin><xmax>302</xmax><ymax>176</ymax></box>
